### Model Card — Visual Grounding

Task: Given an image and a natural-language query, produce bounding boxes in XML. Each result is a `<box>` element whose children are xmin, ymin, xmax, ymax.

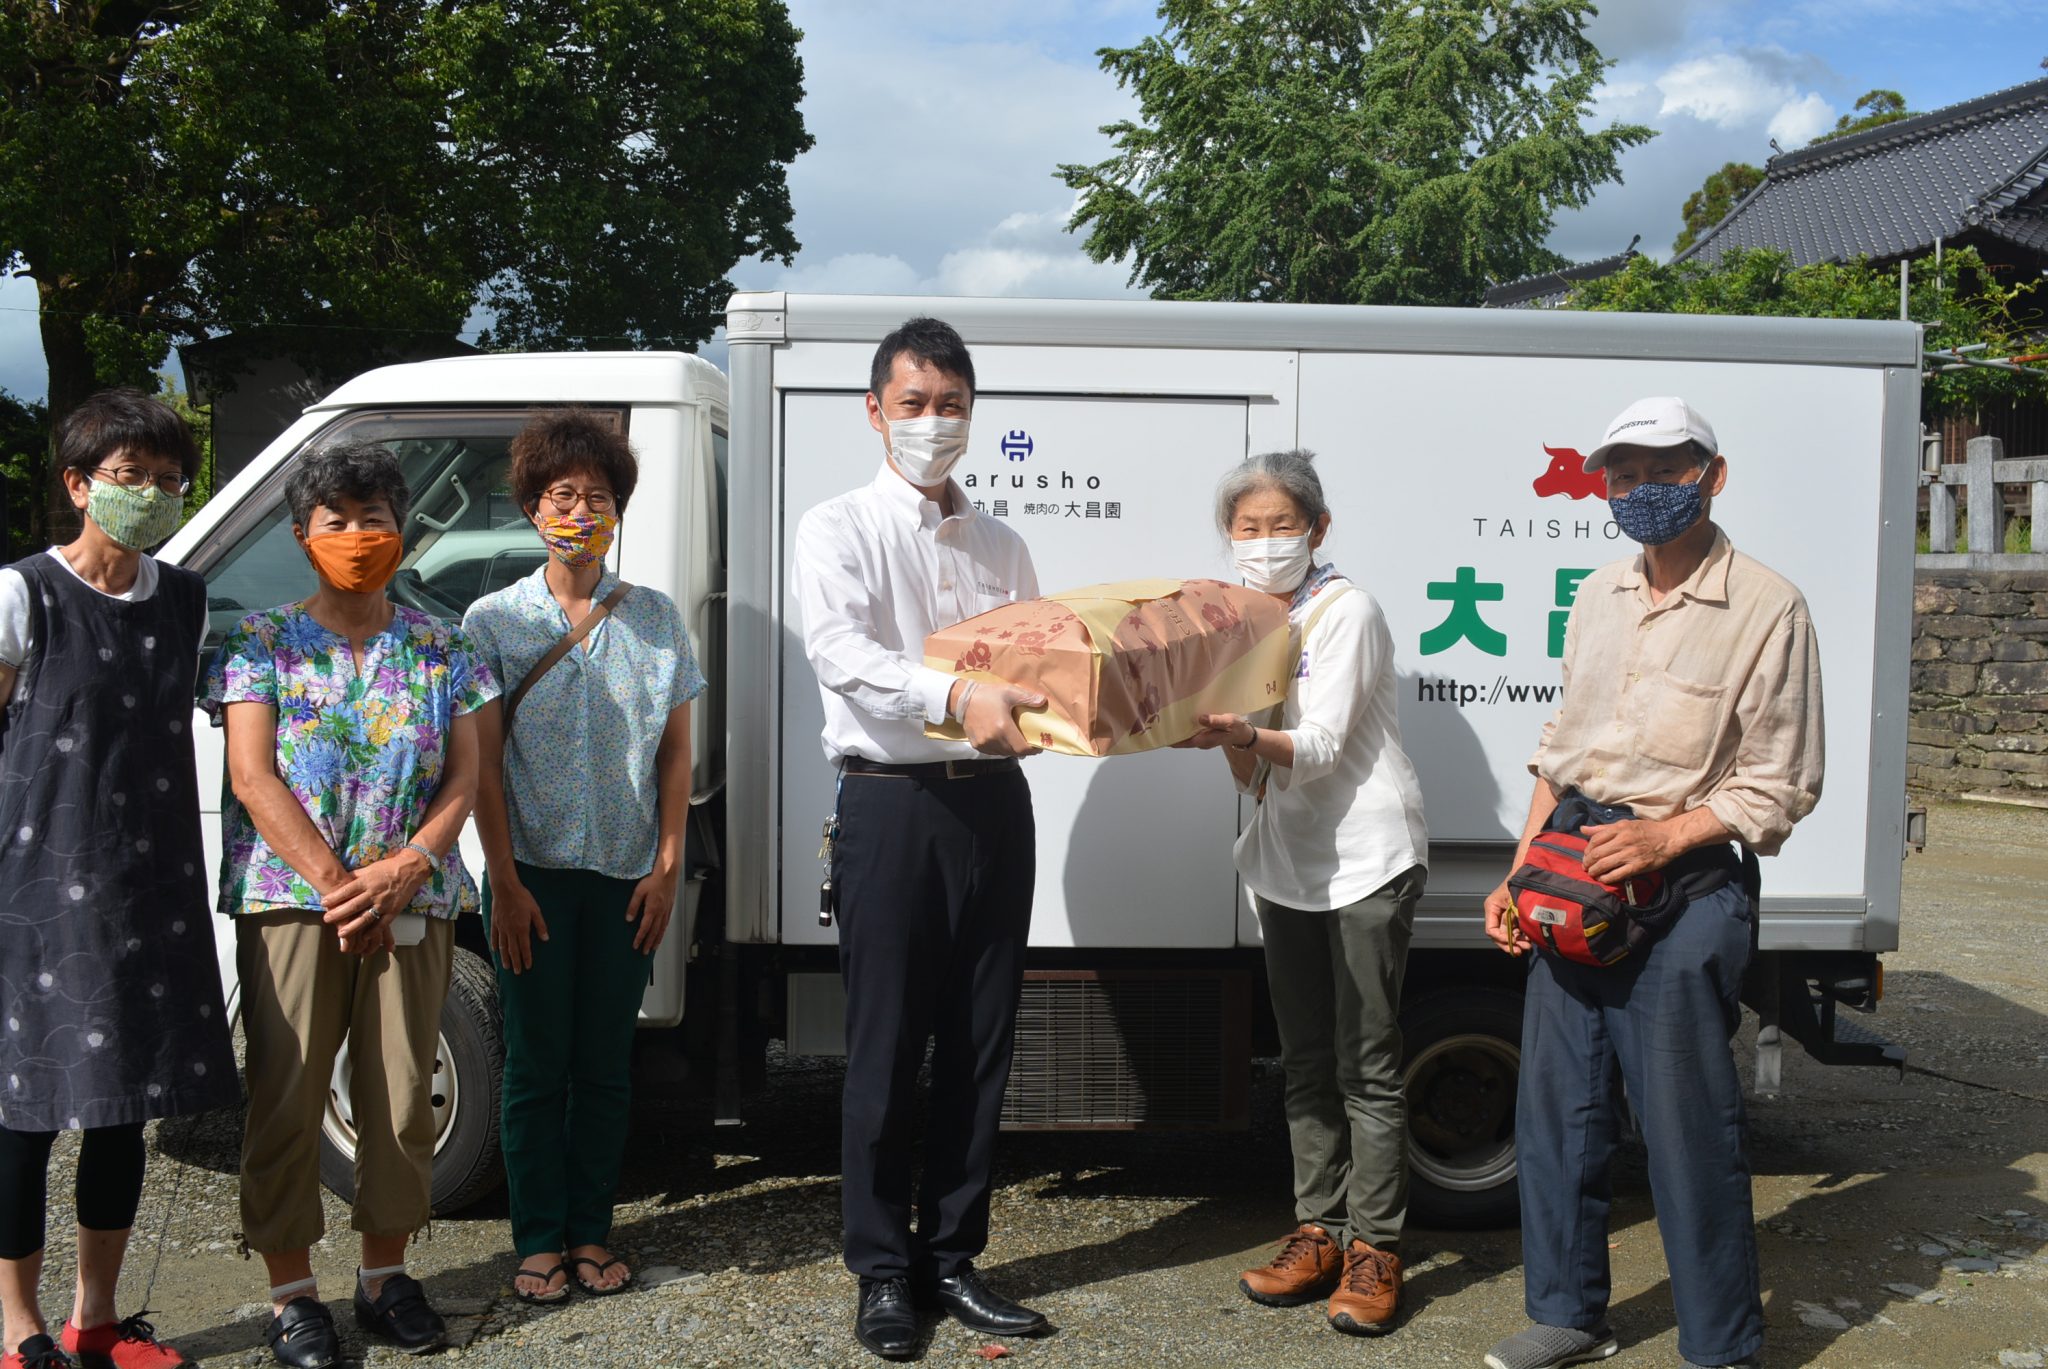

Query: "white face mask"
<box><xmin>887</xmin><ymin>415</ymin><xmax>971</xmax><ymax>487</ymax></box>
<box><xmin>1233</xmin><ymin>535</ymin><xmax>1315</xmax><ymax>594</ymax></box>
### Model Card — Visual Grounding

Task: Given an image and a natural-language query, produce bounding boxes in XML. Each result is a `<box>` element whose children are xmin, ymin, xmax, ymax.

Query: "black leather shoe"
<box><xmin>263</xmin><ymin>1297</ymin><xmax>338</xmax><ymax>1369</ymax></box>
<box><xmin>352</xmin><ymin>1272</ymin><xmax>446</xmax><ymax>1355</ymax></box>
<box><xmin>931</xmin><ymin>1265</ymin><xmax>1046</xmax><ymax>1337</ymax></box>
<box><xmin>854</xmin><ymin>1277</ymin><xmax>919</xmax><ymax>1360</ymax></box>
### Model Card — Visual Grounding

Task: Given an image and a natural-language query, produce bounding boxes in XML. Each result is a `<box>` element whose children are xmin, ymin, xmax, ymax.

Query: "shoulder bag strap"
<box><xmin>1253</xmin><ymin>584</ymin><xmax>1356</xmax><ymax>801</ymax></box>
<box><xmin>503</xmin><ymin>581</ymin><xmax>632</xmax><ymax>728</ymax></box>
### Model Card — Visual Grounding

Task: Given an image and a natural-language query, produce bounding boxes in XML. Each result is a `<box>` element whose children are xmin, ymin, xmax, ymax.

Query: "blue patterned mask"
<box><xmin>1608</xmin><ymin>479</ymin><xmax>1704</xmax><ymax>546</ymax></box>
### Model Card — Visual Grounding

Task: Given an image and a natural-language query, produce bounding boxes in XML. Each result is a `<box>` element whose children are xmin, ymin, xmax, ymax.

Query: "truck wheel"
<box><xmin>1402</xmin><ymin>986</ymin><xmax>1523</xmax><ymax>1229</ymax></box>
<box><xmin>318</xmin><ymin>948</ymin><xmax>505</xmax><ymax>1214</ymax></box>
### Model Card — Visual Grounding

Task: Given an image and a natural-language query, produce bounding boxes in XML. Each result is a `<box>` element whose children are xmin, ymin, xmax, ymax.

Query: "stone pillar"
<box><xmin>1965</xmin><ymin>435</ymin><xmax>2003</xmax><ymax>557</ymax></box>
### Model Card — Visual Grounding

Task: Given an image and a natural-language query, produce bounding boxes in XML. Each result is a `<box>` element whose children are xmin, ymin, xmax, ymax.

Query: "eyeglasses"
<box><xmin>540</xmin><ymin>486</ymin><xmax>616</xmax><ymax>515</ymax></box>
<box><xmin>92</xmin><ymin>466</ymin><xmax>193</xmax><ymax>496</ymax></box>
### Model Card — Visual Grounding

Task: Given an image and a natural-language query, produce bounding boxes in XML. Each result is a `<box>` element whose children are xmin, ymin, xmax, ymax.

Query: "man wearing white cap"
<box><xmin>1479</xmin><ymin>397</ymin><xmax>1825</xmax><ymax>1369</ymax></box>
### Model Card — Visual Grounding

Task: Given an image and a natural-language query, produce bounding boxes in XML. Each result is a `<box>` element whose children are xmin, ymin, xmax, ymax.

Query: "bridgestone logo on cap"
<box><xmin>1612</xmin><ymin>418</ymin><xmax>1660</xmax><ymax>433</ymax></box>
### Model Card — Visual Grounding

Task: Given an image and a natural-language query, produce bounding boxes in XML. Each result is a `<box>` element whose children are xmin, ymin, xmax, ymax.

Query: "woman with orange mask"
<box><xmin>202</xmin><ymin>444</ymin><xmax>497</xmax><ymax>1369</ymax></box>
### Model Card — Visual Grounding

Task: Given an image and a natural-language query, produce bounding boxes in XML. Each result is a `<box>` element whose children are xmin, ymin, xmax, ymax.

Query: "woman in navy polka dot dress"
<box><xmin>0</xmin><ymin>391</ymin><xmax>236</xmax><ymax>1369</ymax></box>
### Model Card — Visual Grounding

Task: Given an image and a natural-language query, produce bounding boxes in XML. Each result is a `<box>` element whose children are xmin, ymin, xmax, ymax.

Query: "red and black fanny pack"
<box><xmin>1507</xmin><ymin>794</ymin><xmax>1749</xmax><ymax>967</ymax></box>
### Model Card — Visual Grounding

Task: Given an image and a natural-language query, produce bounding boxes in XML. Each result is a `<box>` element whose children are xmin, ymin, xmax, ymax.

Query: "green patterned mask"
<box><xmin>87</xmin><ymin>479</ymin><xmax>185</xmax><ymax>550</ymax></box>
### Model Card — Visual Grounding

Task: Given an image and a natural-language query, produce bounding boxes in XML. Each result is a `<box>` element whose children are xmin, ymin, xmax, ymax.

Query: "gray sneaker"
<box><xmin>1483</xmin><ymin>1323</ymin><xmax>1620</xmax><ymax>1369</ymax></box>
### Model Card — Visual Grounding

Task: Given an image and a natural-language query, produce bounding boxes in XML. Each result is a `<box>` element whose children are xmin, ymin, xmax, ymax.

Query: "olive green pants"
<box><xmin>1255</xmin><ymin>863</ymin><xmax>1424</xmax><ymax>1249</ymax></box>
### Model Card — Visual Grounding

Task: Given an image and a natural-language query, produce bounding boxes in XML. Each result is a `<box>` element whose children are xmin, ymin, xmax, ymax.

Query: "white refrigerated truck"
<box><xmin>163</xmin><ymin>293</ymin><xmax>1920</xmax><ymax>1226</ymax></box>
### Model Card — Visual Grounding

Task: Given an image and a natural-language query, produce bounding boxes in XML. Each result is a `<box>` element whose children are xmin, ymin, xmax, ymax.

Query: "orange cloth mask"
<box><xmin>304</xmin><ymin>530</ymin><xmax>405</xmax><ymax>593</ymax></box>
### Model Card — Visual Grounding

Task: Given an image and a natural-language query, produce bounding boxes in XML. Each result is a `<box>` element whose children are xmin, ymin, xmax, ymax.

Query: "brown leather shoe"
<box><xmin>1238</xmin><ymin>1223</ymin><xmax>1342</xmax><ymax>1306</ymax></box>
<box><xmin>1327</xmin><ymin>1240</ymin><xmax>1402</xmax><ymax>1334</ymax></box>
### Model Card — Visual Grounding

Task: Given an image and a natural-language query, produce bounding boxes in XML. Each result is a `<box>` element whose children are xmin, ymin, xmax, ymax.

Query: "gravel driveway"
<box><xmin>27</xmin><ymin>797</ymin><xmax>2048</xmax><ymax>1368</ymax></box>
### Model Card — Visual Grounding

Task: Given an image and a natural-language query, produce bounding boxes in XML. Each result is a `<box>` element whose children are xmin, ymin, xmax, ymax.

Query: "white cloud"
<box><xmin>729</xmin><ymin>1</ymin><xmax>1145</xmax><ymax>307</ymax></box>
<box><xmin>770</xmin><ymin>252</ymin><xmax>923</xmax><ymax>297</ymax></box>
<box><xmin>928</xmin><ymin>204</ymin><xmax>1134</xmax><ymax>298</ymax></box>
<box><xmin>754</xmin><ymin>202</ymin><xmax>1135</xmax><ymax>301</ymax></box>
<box><xmin>1768</xmin><ymin>91</ymin><xmax>1837</xmax><ymax>147</ymax></box>
<box><xmin>1556</xmin><ymin>36</ymin><xmax>1846</xmax><ymax>266</ymax></box>
<box><xmin>1657</xmin><ymin>52</ymin><xmax>1796</xmax><ymax>128</ymax></box>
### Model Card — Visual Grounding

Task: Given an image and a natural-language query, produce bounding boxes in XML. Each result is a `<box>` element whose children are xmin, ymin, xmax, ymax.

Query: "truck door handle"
<box><xmin>413</xmin><ymin>473</ymin><xmax>471</xmax><ymax>532</ymax></box>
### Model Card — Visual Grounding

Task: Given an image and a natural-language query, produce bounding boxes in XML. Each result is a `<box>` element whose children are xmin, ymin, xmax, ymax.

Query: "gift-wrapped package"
<box><xmin>924</xmin><ymin>578</ymin><xmax>1292</xmax><ymax>756</ymax></box>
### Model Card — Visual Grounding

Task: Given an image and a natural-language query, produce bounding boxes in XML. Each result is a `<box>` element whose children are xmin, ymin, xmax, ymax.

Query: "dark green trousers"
<box><xmin>483</xmin><ymin>861</ymin><xmax>648</xmax><ymax>1256</ymax></box>
<box><xmin>1255</xmin><ymin>863</ymin><xmax>1424</xmax><ymax>1249</ymax></box>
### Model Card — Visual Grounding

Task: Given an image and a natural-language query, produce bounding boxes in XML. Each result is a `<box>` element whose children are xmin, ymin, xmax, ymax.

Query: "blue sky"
<box><xmin>4</xmin><ymin>0</ymin><xmax>2045</xmax><ymax>403</ymax></box>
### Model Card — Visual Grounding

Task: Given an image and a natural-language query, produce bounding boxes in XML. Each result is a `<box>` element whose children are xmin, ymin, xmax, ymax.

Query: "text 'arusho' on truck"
<box><xmin>161</xmin><ymin>292</ymin><xmax>1921</xmax><ymax>1227</ymax></box>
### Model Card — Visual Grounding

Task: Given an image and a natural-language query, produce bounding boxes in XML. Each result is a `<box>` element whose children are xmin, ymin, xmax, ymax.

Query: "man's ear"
<box><xmin>866</xmin><ymin>391</ymin><xmax>887</xmax><ymax>439</ymax></box>
<box><xmin>1704</xmin><ymin>454</ymin><xmax>1728</xmax><ymax>497</ymax></box>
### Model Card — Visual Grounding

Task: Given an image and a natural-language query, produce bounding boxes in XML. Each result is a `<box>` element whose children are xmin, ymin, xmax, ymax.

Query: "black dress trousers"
<box><xmin>834</xmin><ymin>765</ymin><xmax>1034</xmax><ymax>1282</ymax></box>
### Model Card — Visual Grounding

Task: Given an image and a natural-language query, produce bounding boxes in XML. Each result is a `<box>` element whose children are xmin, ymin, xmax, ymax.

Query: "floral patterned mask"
<box><xmin>538</xmin><ymin>511</ymin><xmax>618</xmax><ymax>567</ymax></box>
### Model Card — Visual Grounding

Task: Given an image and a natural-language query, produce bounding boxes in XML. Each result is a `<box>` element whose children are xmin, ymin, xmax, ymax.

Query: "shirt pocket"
<box><xmin>1636</xmin><ymin>673</ymin><xmax>1727</xmax><ymax>771</ymax></box>
<box><xmin>972</xmin><ymin>577</ymin><xmax>1018</xmax><ymax>614</ymax></box>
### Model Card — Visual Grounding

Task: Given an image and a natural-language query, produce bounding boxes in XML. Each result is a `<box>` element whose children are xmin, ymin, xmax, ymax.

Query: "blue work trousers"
<box><xmin>1516</xmin><ymin>874</ymin><xmax>1764</xmax><ymax>1367</ymax></box>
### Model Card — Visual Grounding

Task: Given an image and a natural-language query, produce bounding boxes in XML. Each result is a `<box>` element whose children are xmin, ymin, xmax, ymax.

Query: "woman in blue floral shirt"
<box><xmin>463</xmin><ymin>411</ymin><xmax>703</xmax><ymax>1304</ymax></box>
<box><xmin>204</xmin><ymin>444</ymin><xmax>496</xmax><ymax>1369</ymax></box>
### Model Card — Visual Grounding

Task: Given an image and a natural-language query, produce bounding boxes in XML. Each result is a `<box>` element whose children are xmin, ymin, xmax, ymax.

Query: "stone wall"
<box><xmin>1909</xmin><ymin>569</ymin><xmax>2048</xmax><ymax>796</ymax></box>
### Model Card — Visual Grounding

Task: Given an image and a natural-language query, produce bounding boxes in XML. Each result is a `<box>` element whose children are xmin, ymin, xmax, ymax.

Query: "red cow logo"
<box><xmin>1533</xmin><ymin>444</ymin><xmax>1609</xmax><ymax>500</ymax></box>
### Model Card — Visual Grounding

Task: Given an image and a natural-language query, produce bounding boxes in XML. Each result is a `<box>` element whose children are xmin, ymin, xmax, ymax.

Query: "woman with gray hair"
<box><xmin>1183</xmin><ymin>448</ymin><xmax>1428</xmax><ymax>1337</ymax></box>
<box><xmin>203</xmin><ymin>444</ymin><xmax>497</xmax><ymax>1368</ymax></box>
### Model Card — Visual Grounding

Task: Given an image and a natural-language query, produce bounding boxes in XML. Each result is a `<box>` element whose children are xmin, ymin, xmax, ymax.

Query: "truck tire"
<box><xmin>318</xmin><ymin>948</ymin><xmax>505</xmax><ymax>1214</ymax></box>
<box><xmin>1403</xmin><ymin>985</ymin><xmax>1523</xmax><ymax>1229</ymax></box>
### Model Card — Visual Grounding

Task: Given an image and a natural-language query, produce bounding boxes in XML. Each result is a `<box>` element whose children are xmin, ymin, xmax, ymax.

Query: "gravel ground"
<box><xmin>25</xmin><ymin>797</ymin><xmax>2048</xmax><ymax>1368</ymax></box>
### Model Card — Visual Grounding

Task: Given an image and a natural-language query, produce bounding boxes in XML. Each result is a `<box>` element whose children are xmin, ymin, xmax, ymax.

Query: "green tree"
<box><xmin>1057</xmin><ymin>0</ymin><xmax>1653</xmax><ymax>307</ymax></box>
<box><xmin>1674</xmin><ymin>161</ymin><xmax>1763</xmax><ymax>256</ymax></box>
<box><xmin>1811</xmin><ymin>89</ymin><xmax>1915</xmax><ymax>145</ymax></box>
<box><xmin>0</xmin><ymin>1</ymin><xmax>810</xmax><ymax>436</ymax></box>
<box><xmin>1561</xmin><ymin>245</ymin><xmax>2036</xmax><ymax>414</ymax></box>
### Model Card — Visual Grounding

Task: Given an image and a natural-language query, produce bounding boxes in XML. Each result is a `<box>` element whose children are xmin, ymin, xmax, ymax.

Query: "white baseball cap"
<box><xmin>1583</xmin><ymin>396</ymin><xmax>1719</xmax><ymax>473</ymax></box>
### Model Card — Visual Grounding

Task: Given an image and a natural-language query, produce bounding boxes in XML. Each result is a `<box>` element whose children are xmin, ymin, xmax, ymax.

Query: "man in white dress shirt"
<box><xmin>792</xmin><ymin>317</ymin><xmax>1048</xmax><ymax>1360</ymax></box>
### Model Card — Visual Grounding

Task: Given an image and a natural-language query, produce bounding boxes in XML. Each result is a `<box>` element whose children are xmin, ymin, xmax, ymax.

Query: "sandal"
<box><xmin>512</xmin><ymin>1260</ymin><xmax>572</xmax><ymax>1305</ymax></box>
<box><xmin>568</xmin><ymin>1254</ymin><xmax>635</xmax><ymax>1297</ymax></box>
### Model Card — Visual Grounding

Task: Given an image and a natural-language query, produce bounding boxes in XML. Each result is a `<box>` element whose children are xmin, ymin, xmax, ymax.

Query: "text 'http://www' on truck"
<box><xmin>159</xmin><ymin>292</ymin><xmax>1921</xmax><ymax>1228</ymax></box>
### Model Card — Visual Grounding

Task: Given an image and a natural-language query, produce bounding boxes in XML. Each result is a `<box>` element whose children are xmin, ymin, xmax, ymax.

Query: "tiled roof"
<box><xmin>1482</xmin><ymin>247</ymin><xmax>1638</xmax><ymax>309</ymax></box>
<box><xmin>1679</xmin><ymin>77</ymin><xmax>2048</xmax><ymax>267</ymax></box>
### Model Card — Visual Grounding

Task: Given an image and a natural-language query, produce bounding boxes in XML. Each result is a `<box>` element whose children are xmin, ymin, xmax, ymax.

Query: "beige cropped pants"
<box><xmin>236</xmin><ymin>911</ymin><xmax>453</xmax><ymax>1252</ymax></box>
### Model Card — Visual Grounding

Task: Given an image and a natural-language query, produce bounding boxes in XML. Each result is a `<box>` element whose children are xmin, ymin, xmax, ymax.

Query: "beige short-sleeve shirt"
<box><xmin>1531</xmin><ymin>528</ymin><xmax>1824</xmax><ymax>854</ymax></box>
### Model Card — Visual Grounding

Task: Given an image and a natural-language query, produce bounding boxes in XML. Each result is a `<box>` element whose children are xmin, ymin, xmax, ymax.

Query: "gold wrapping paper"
<box><xmin>924</xmin><ymin>578</ymin><xmax>1292</xmax><ymax>756</ymax></box>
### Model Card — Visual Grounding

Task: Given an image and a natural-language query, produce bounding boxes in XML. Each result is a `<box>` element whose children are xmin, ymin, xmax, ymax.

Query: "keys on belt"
<box><xmin>817</xmin><ymin>814</ymin><xmax>838</xmax><ymax>927</ymax></box>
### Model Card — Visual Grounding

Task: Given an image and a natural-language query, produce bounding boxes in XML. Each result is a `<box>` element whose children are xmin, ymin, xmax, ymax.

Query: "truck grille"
<box><xmin>1001</xmin><ymin>970</ymin><xmax>1251</xmax><ymax>1130</ymax></box>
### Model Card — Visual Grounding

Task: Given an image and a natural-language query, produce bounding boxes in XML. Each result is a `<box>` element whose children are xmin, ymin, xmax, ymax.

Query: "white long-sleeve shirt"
<box><xmin>1235</xmin><ymin>576</ymin><xmax>1429</xmax><ymax>911</ymax></box>
<box><xmin>793</xmin><ymin>461</ymin><xmax>1039</xmax><ymax>764</ymax></box>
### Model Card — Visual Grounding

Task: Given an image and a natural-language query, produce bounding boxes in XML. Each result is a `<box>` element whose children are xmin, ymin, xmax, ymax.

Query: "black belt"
<box><xmin>842</xmin><ymin>756</ymin><xmax>1020</xmax><ymax>780</ymax></box>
